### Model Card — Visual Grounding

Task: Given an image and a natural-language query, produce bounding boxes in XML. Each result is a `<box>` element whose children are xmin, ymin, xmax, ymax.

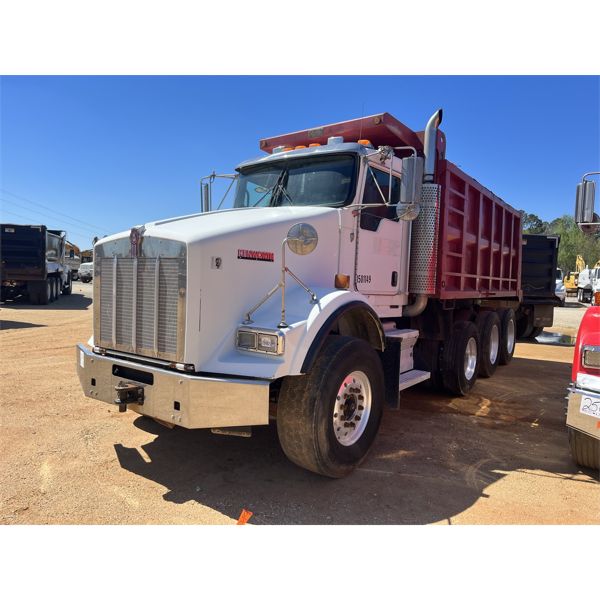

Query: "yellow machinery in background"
<box><xmin>564</xmin><ymin>255</ymin><xmax>585</xmax><ymax>295</ymax></box>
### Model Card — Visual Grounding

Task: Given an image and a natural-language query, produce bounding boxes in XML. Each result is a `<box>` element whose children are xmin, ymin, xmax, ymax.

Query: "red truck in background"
<box><xmin>568</xmin><ymin>172</ymin><xmax>600</xmax><ymax>470</ymax></box>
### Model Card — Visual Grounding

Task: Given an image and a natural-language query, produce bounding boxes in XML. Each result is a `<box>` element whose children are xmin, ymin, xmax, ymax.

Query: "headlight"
<box><xmin>582</xmin><ymin>346</ymin><xmax>600</xmax><ymax>369</ymax></box>
<box><xmin>236</xmin><ymin>328</ymin><xmax>284</xmax><ymax>355</ymax></box>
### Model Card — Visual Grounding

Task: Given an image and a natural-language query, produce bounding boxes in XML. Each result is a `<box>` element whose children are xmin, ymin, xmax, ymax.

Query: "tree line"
<box><xmin>521</xmin><ymin>211</ymin><xmax>600</xmax><ymax>273</ymax></box>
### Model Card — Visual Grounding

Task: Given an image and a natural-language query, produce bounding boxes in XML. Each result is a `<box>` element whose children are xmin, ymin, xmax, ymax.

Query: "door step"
<box><xmin>398</xmin><ymin>369</ymin><xmax>430</xmax><ymax>391</ymax></box>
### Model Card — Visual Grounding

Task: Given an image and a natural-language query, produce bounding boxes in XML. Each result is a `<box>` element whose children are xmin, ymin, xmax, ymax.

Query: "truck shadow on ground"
<box><xmin>113</xmin><ymin>356</ymin><xmax>596</xmax><ymax>524</ymax></box>
<box><xmin>0</xmin><ymin>320</ymin><xmax>46</xmax><ymax>331</ymax></box>
<box><xmin>0</xmin><ymin>292</ymin><xmax>92</xmax><ymax>311</ymax></box>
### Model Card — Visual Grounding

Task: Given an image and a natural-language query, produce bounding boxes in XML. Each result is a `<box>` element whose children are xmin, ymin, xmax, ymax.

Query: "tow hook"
<box><xmin>114</xmin><ymin>381</ymin><xmax>144</xmax><ymax>413</ymax></box>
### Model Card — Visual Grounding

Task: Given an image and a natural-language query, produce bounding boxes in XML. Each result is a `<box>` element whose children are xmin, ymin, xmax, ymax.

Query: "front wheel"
<box><xmin>276</xmin><ymin>336</ymin><xmax>384</xmax><ymax>478</ymax></box>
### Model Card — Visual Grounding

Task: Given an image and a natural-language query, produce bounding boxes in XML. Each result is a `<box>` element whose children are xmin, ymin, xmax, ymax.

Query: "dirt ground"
<box><xmin>1</xmin><ymin>284</ymin><xmax>598</xmax><ymax>525</ymax></box>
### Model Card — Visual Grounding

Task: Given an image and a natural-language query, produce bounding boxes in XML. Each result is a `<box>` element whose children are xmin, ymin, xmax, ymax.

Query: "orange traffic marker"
<box><xmin>237</xmin><ymin>509</ymin><xmax>253</xmax><ymax>524</ymax></box>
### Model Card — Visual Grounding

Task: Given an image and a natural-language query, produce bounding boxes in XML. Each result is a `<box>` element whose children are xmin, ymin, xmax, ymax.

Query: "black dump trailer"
<box><xmin>0</xmin><ymin>223</ymin><xmax>72</xmax><ymax>304</ymax></box>
<box><xmin>516</xmin><ymin>234</ymin><xmax>561</xmax><ymax>339</ymax></box>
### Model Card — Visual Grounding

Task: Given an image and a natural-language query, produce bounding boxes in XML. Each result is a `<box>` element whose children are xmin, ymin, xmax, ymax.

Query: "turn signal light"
<box><xmin>594</xmin><ymin>291</ymin><xmax>600</xmax><ymax>305</ymax></box>
<box><xmin>335</xmin><ymin>273</ymin><xmax>350</xmax><ymax>289</ymax></box>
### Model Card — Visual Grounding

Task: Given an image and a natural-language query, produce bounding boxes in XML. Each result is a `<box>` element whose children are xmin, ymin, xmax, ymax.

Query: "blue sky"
<box><xmin>1</xmin><ymin>75</ymin><xmax>598</xmax><ymax>251</ymax></box>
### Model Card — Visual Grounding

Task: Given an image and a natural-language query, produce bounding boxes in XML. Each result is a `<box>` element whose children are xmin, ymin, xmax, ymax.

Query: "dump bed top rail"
<box><xmin>259</xmin><ymin>112</ymin><xmax>446</xmax><ymax>161</ymax></box>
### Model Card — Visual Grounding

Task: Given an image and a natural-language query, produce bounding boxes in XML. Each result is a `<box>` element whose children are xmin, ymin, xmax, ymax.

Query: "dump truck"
<box><xmin>568</xmin><ymin>171</ymin><xmax>600</xmax><ymax>469</ymax></box>
<box><xmin>77</xmin><ymin>110</ymin><xmax>542</xmax><ymax>477</ymax></box>
<box><xmin>1</xmin><ymin>223</ymin><xmax>72</xmax><ymax>303</ymax></box>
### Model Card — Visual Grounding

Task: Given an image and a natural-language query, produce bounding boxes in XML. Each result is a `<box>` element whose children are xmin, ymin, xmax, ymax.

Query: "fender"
<box><xmin>285</xmin><ymin>290</ymin><xmax>385</xmax><ymax>375</ymax></box>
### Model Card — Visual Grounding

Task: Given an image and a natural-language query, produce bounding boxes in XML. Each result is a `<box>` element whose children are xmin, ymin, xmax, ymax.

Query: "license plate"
<box><xmin>580</xmin><ymin>396</ymin><xmax>600</xmax><ymax>419</ymax></box>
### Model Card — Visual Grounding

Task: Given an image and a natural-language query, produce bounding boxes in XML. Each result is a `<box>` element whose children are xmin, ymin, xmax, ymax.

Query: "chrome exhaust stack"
<box><xmin>423</xmin><ymin>109</ymin><xmax>443</xmax><ymax>183</ymax></box>
<box><xmin>405</xmin><ymin>109</ymin><xmax>444</xmax><ymax>315</ymax></box>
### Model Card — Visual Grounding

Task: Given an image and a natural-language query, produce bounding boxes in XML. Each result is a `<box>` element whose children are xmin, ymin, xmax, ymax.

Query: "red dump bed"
<box><xmin>436</xmin><ymin>161</ymin><xmax>521</xmax><ymax>300</ymax></box>
<box><xmin>260</xmin><ymin>112</ymin><xmax>522</xmax><ymax>300</ymax></box>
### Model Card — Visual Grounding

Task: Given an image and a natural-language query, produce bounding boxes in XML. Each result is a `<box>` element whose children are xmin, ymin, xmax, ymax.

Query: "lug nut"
<box><xmin>355</xmin><ymin>415</ymin><xmax>361</xmax><ymax>421</ymax></box>
<box><xmin>358</xmin><ymin>405</ymin><xmax>364</xmax><ymax>411</ymax></box>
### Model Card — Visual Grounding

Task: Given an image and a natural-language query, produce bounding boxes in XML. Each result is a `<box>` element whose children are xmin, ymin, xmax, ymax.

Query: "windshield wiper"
<box><xmin>270</xmin><ymin>170</ymin><xmax>295</xmax><ymax>206</ymax></box>
<box><xmin>251</xmin><ymin>169</ymin><xmax>286</xmax><ymax>207</ymax></box>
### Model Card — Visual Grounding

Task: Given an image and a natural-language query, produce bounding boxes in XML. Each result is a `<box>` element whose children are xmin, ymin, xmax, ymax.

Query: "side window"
<box><xmin>360</xmin><ymin>167</ymin><xmax>401</xmax><ymax>231</ymax></box>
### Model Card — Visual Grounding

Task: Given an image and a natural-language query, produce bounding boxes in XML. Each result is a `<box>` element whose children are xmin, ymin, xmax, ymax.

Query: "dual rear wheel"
<box><xmin>441</xmin><ymin>308</ymin><xmax>515</xmax><ymax>396</ymax></box>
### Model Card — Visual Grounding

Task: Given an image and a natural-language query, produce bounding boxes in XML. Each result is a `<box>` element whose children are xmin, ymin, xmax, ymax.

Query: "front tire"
<box><xmin>568</xmin><ymin>428</ymin><xmax>599</xmax><ymax>470</ymax></box>
<box><xmin>276</xmin><ymin>336</ymin><xmax>384</xmax><ymax>478</ymax></box>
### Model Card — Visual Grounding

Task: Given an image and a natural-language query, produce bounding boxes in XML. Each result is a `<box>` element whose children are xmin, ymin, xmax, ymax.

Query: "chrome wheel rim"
<box><xmin>333</xmin><ymin>371</ymin><xmax>372</xmax><ymax>446</ymax></box>
<box><xmin>506</xmin><ymin>319</ymin><xmax>515</xmax><ymax>354</ymax></box>
<box><xmin>489</xmin><ymin>324</ymin><xmax>500</xmax><ymax>364</ymax></box>
<box><xmin>464</xmin><ymin>338</ymin><xmax>477</xmax><ymax>380</ymax></box>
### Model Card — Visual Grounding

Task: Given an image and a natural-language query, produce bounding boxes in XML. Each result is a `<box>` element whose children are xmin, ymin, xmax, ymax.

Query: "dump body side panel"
<box><xmin>436</xmin><ymin>160</ymin><xmax>522</xmax><ymax>300</ymax></box>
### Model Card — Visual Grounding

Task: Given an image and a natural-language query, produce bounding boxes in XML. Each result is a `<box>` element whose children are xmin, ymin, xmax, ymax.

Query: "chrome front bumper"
<box><xmin>566</xmin><ymin>387</ymin><xmax>600</xmax><ymax>439</ymax></box>
<box><xmin>76</xmin><ymin>344</ymin><xmax>270</xmax><ymax>429</ymax></box>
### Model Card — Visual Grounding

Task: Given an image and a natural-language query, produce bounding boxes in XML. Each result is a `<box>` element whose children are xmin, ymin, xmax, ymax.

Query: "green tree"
<box><xmin>520</xmin><ymin>211</ymin><xmax>549</xmax><ymax>234</ymax></box>
<box><xmin>546</xmin><ymin>215</ymin><xmax>600</xmax><ymax>272</ymax></box>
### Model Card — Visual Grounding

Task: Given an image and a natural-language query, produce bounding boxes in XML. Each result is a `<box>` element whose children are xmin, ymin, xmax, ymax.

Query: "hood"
<box><xmin>98</xmin><ymin>206</ymin><xmax>338</xmax><ymax>249</ymax></box>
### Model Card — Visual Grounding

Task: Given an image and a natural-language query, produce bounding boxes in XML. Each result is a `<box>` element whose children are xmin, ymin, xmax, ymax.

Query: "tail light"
<box><xmin>582</xmin><ymin>346</ymin><xmax>600</xmax><ymax>369</ymax></box>
<box><xmin>572</xmin><ymin>306</ymin><xmax>600</xmax><ymax>384</ymax></box>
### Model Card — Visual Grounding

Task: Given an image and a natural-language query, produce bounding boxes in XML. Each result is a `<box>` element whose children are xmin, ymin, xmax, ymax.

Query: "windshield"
<box><xmin>233</xmin><ymin>154</ymin><xmax>357</xmax><ymax>209</ymax></box>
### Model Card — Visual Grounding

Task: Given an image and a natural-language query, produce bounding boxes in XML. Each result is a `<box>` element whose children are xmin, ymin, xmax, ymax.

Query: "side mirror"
<box><xmin>201</xmin><ymin>182</ymin><xmax>211</xmax><ymax>213</ymax></box>
<box><xmin>575</xmin><ymin>180</ymin><xmax>595</xmax><ymax>224</ymax></box>
<box><xmin>399</xmin><ymin>156</ymin><xmax>424</xmax><ymax>206</ymax></box>
<box><xmin>397</xmin><ymin>156</ymin><xmax>423</xmax><ymax>221</ymax></box>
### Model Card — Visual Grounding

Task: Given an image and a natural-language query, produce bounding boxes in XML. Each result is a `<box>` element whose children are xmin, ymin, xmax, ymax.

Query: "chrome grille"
<box><xmin>96</xmin><ymin>255</ymin><xmax>186</xmax><ymax>361</ymax></box>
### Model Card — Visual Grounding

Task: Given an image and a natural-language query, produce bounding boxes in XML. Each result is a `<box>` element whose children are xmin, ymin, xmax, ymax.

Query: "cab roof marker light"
<box><xmin>273</xmin><ymin>146</ymin><xmax>286</xmax><ymax>154</ymax></box>
<box><xmin>294</xmin><ymin>145</ymin><xmax>307</xmax><ymax>150</ymax></box>
<box><xmin>357</xmin><ymin>139</ymin><xmax>373</xmax><ymax>147</ymax></box>
<box><xmin>309</xmin><ymin>143</ymin><xmax>321</xmax><ymax>147</ymax></box>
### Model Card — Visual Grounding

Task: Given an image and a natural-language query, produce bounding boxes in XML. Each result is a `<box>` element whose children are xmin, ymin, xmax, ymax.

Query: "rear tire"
<box><xmin>497</xmin><ymin>308</ymin><xmax>516</xmax><ymax>365</ymax></box>
<box><xmin>568</xmin><ymin>428</ymin><xmax>600</xmax><ymax>470</ymax></box>
<box><xmin>276</xmin><ymin>336</ymin><xmax>384</xmax><ymax>478</ymax></box>
<box><xmin>476</xmin><ymin>311</ymin><xmax>501</xmax><ymax>378</ymax></box>
<box><xmin>516</xmin><ymin>313</ymin><xmax>533</xmax><ymax>339</ymax></box>
<box><xmin>40</xmin><ymin>279</ymin><xmax>51</xmax><ymax>305</ymax></box>
<box><xmin>442</xmin><ymin>321</ymin><xmax>480</xmax><ymax>396</ymax></box>
<box><xmin>51</xmin><ymin>278</ymin><xmax>59</xmax><ymax>302</ymax></box>
<box><xmin>62</xmin><ymin>273</ymin><xmax>72</xmax><ymax>295</ymax></box>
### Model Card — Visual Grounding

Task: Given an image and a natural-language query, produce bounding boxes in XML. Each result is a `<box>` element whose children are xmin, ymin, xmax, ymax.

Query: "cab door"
<box><xmin>354</xmin><ymin>163</ymin><xmax>408</xmax><ymax>295</ymax></box>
